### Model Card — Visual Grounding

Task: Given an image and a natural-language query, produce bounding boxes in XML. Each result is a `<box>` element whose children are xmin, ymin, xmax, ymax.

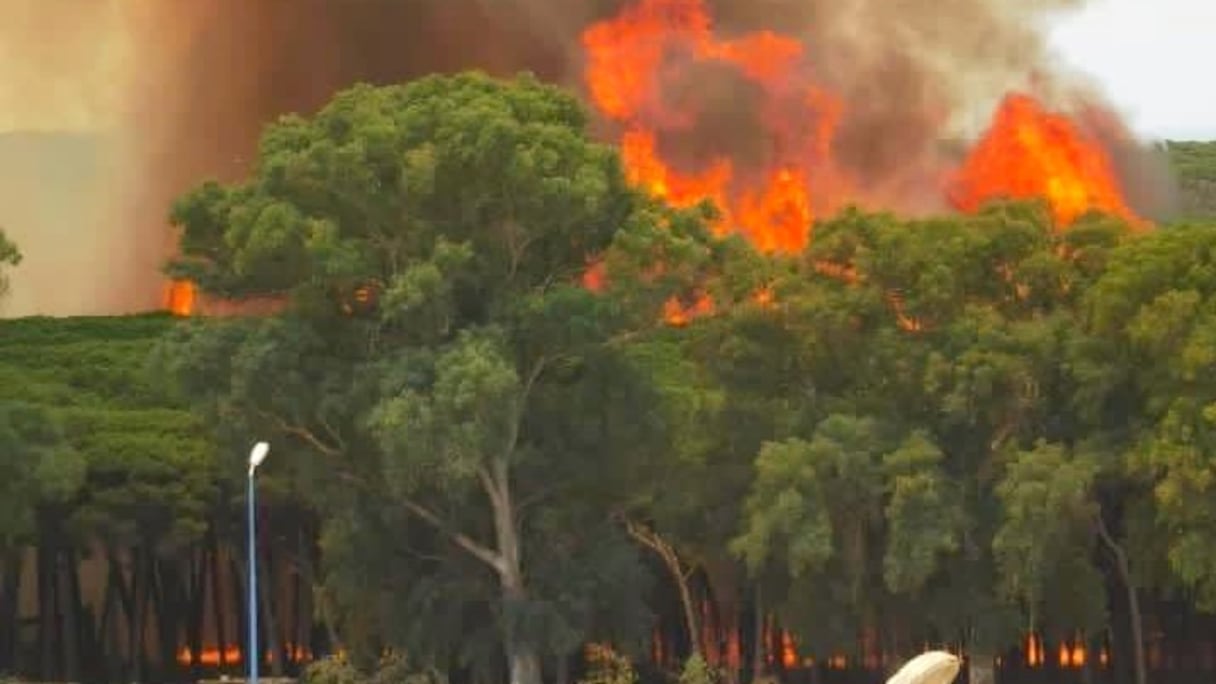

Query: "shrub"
<box><xmin>677</xmin><ymin>654</ymin><xmax>719</xmax><ymax>684</ymax></box>
<box><xmin>578</xmin><ymin>644</ymin><xmax>637</xmax><ymax>684</ymax></box>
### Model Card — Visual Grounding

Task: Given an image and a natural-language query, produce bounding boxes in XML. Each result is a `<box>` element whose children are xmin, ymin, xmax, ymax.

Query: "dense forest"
<box><xmin>2</xmin><ymin>73</ymin><xmax>1216</xmax><ymax>684</ymax></box>
<box><xmin>1166</xmin><ymin>141</ymin><xmax>1216</xmax><ymax>218</ymax></box>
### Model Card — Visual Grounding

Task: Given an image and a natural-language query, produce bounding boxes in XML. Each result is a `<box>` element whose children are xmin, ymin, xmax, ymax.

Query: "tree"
<box><xmin>1084</xmin><ymin>224</ymin><xmax>1216</xmax><ymax>609</ymax></box>
<box><xmin>158</xmin><ymin>72</ymin><xmax>723</xmax><ymax>684</ymax></box>
<box><xmin>0</xmin><ymin>314</ymin><xmax>216</xmax><ymax>681</ymax></box>
<box><xmin>0</xmin><ymin>402</ymin><xmax>83</xmax><ymax>549</ymax></box>
<box><xmin>0</xmin><ymin>226</ymin><xmax>20</xmax><ymax>300</ymax></box>
<box><xmin>731</xmin><ymin>201</ymin><xmax>1140</xmax><ymax>681</ymax></box>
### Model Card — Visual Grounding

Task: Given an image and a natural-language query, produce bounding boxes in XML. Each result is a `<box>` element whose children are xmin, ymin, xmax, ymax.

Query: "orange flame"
<box><xmin>175</xmin><ymin>643</ymin><xmax>312</xmax><ymax>666</ymax></box>
<box><xmin>664</xmin><ymin>291</ymin><xmax>714</xmax><ymax>326</ymax></box>
<box><xmin>165</xmin><ymin>279</ymin><xmax>195</xmax><ymax>316</ymax></box>
<box><xmin>582</xmin><ymin>0</ymin><xmax>843</xmax><ymax>254</ymax></box>
<box><xmin>950</xmin><ymin>93</ymin><xmax>1142</xmax><ymax>228</ymax></box>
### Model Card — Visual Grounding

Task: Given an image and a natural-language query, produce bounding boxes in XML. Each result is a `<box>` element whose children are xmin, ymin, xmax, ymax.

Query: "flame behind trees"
<box><xmin>581</xmin><ymin>0</ymin><xmax>1143</xmax><ymax>259</ymax></box>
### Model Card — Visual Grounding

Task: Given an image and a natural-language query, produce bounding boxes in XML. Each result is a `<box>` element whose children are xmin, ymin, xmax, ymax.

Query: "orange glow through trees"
<box><xmin>165</xmin><ymin>279</ymin><xmax>195</xmax><ymax>316</ymax></box>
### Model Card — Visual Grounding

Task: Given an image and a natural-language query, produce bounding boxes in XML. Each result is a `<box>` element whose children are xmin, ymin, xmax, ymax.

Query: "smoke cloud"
<box><xmin>0</xmin><ymin>0</ymin><xmax>1173</xmax><ymax>316</ymax></box>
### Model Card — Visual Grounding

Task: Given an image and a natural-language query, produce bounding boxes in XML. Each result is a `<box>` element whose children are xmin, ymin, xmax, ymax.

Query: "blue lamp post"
<box><xmin>248</xmin><ymin>441</ymin><xmax>269</xmax><ymax>684</ymax></box>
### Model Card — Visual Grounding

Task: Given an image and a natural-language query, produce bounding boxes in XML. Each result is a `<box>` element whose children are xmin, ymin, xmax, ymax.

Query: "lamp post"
<box><xmin>248</xmin><ymin>442</ymin><xmax>269</xmax><ymax>684</ymax></box>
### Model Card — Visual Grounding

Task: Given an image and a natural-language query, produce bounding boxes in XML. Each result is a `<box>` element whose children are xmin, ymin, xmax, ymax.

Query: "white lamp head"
<box><xmin>249</xmin><ymin>441</ymin><xmax>270</xmax><ymax>474</ymax></box>
<box><xmin>886</xmin><ymin>651</ymin><xmax>961</xmax><ymax>684</ymax></box>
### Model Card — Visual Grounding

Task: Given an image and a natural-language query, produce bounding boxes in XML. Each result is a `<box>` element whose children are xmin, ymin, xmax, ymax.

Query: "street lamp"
<box><xmin>248</xmin><ymin>442</ymin><xmax>269</xmax><ymax>684</ymax></box>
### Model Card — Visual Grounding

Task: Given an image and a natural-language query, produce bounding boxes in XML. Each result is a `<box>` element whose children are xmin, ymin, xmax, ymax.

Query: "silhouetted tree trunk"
<box><xmin>98</xmin><ymin>557</ymin><xmax>121</xmax><ymax>682</ymax></box>
<box><xmin>293</xmin><ymin>525</ymin><xmax>313</xmax><ymax>667</ymax></box>
<box><xmin>751</xmin><ymin>585</ymin><xmax>765</xmax><ymax>682</ymax></box>
<box><xmin>60</xmin><ymin>549</ymin><xmax>82</xmax><ymax>682</ymax></box>
<box><xmin>1096</xmin><ymin>514</ymin><xmax>1146</xmax><ymax>684</ymax></box>
<box><xmin>153</xmin><ymin>555</ymin><xmax>188</xmax><ymax>681</ymax></box>
<box><xmin>210</xmin><ymin>536</ymin><xmax>229</xmax><ymax>667</ymax></box>
<box><xmin>0</xmin><ymin>552</ymin><xmax>22</xmax><ymax>668</ymax></box>
<box><xmin>258</xmin><ymin>541</ymin><xmax>285</xmax><ymax>677</ymax></box>
<box><xmin>231</xmin><ymin>552</ymin><xmax>250</xmax><ymax>671</ymax></box>
<box><xmin>185</xmin><ymin>545</ymin><xmax>207</xmax><ymax>678</ymax></box>
<box><xmin>130</xmin><ymin>546</ymin><xmax>153</xmax><ymax>684</ymax></box>
<box><xmin>37</xmin><ymin>540</ymin><xmax>56</xmax><ymax>681</ymax></box>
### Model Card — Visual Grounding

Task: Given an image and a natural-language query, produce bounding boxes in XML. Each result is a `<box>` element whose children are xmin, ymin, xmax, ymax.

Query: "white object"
<box><xmin>886</xmin><ymin>651</ymin><xmax>961</xmax><ymax>684</ymax></box>
<box><xmin>249</xmin><ymin>441</ymin><xmax>270</xmax><ymax>475</ymax></box>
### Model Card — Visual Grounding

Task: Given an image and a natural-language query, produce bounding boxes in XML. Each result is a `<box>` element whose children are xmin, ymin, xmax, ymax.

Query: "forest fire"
<box><xmin>580</xmin><ymin>0</ymin><xmax>1143</xmax><ymax>257</ymax></box>
<box><xmin>163</xmin><ymin>0</ymin><xmax>1145</xmax><ymax>318</ymax></box>
<box><xmin>576</xmin><ymin>0</ymin><xmax>1144</xmax><ymax>329</ymax></box>
<box><xmin>165</xmin><ymin>279</ymin><xmax>195</xmax><ymax>316</ymax></box>
<box><xmin>581</xmin><ymin>0</ymin><xmax>843</xmax><ymax>255</ymax></box>
<box><xmin>949</xmin><ymin>93</ymin><xmax>1143</xmax><ymax>227</ymax></box>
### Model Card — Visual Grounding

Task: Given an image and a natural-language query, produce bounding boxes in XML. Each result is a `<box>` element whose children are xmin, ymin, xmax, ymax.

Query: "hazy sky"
<box><xmin>1049</xmin><ymin>0</ymin><xmax>1214</xmax><ymax>141</ymax></box>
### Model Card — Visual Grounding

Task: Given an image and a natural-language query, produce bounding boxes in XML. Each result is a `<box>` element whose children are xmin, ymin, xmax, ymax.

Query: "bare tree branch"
<box><xmin>259</xmin><ymin>410</ymin><xmax>343</xmax><ymax>458</ymax></box>
<box><xmin>399</xmin><ymin>497</ymin><xmax>505</xmax><ymax>574</ymax></box>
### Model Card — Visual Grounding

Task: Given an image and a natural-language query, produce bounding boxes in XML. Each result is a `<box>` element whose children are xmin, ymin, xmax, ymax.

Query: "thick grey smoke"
<box><xmin>0</xmin><ymin>0</ymin><xmax>1173</xmax><ymax>316</ymax></box>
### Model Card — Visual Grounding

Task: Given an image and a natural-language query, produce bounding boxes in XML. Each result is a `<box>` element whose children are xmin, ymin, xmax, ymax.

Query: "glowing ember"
<box><xmin>664</xmin><ymin>291</ymin><xmax>714</xmax><ymax>326</ymax></box>
<box><xmin>581</xmin><ymin>0</ymin><xmax>843</xmax><ymax>254</ymax></box>
<box><xmin>165</xmin><ymin>279</ymin><xmax>195</xmax><ymax>316</ymax></box>
<box><xmin>949</xmin><ymin>93</ymin><xmax>1142</xmax><ymax>227</ymax></box>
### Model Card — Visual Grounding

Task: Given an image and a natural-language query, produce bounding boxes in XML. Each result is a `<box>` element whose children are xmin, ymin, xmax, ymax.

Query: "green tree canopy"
<box><xmin>157</xmin><ymin>71</ymin><xmax>729</xmax><ymax>683</ymax></box>
<box><xmin>1083</xmin><ymin>223</ymin><xmax>1216</xmax><ymax>609</ymax></box>
<box><xmin>730</xmin><ymin>202</ymin><xmax>1136</xmax><ymax>664</ymax></box>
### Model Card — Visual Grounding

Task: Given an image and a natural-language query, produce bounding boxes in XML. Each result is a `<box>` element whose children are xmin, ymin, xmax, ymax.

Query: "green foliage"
<box><xmin>727</xmin><ymin>201</ymin><xmax>1136</xmax><ymax>656</ymax></box>
<box><xmin>882</xmin><ymin>432</ymin><xmax>963</xmax><ymax>594</ymax></box>
<box><xmin>1166</xmin><ymin>140</ymin><xmax>1216</xmax><ymax>218</ymax></box>
<box><xmin>138</xmin><ymin>63</ymin><xmax>1216</xmax><ymax>671</ymax></box>
<box><xmin>677</xmin><ymin>653</ymin><xmax>719</xmax><ymax>684</ymax></box>
<box><xmin>303</xmin><ymin>657</ymin><xmax>365</xmax><ymax>684</ymax></box>
<box><xmin>0</xmin><ymin>401</ymin><xmax>84</xmax><ymax>547</ymax></box>
<box><xmin>0</xmin><ymin>314</ymin><xmax>216</xmax><ymax>549</ymax></box>
<box><xmin>302</xmin><ymin>652</ymin><xmax>447</xmax><ymax>684</ymax></box>
<box><xmin>1082</xmin><ymin>223</ymin><xmax>1216</xmax><ymax>608</ymax></box>
<box><xmin>992</xmin><ymin>442</ymin><xmax>1103</xmax><ymax>632</ymax></box>
<box><xmin>158</xmin><ymin>71</ymin><xmax>718</xmax><ymax>676</ymax></box>
<box><xmin>577</xmin><ymin>645</ymin><xmax>637</xmax><ymax>684</ymax></box>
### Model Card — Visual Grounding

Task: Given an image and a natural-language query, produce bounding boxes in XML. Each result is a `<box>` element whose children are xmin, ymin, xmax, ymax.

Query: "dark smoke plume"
<box><xmin>0</xmin><ymin>0</ymin><xmax>1174</xmax><ymax>315</ymax></box>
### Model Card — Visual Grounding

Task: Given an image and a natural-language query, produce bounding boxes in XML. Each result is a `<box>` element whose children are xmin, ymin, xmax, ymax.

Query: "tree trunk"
<box><xmin>60</xmin><ymin>550</ymin><xmax>82</xmax><ymax>683</ymax></box>
<box><xmin>107</xmin><ymin>548</ymin><xmax>137</xmax><ymax>681</ymax></box>
<box><xmin>1095</xmin><ymin>515</ymin><xmax>1147</xmax><ymax>684</ymax></box>
<box><xmin>232</xmin><ymin>550</ymin><xmax>254</xmax><ymax>673</ymax></box>
<box><xmin>500</xmin><ymin>575</ymin><xmax>542</xmax><ymax>684</ymax></box>
<box><xmin>294</xmin><ymin>525</ymin><xmax>314</xmax><ymax>666</ymax></box>
<box><xmin>487</xmin><ymin>457</ymin><xmax>542</xmax><ymax>684</ymax></box>
<box><xmin>967</xmin><ymin>652</ymin><xmax>995</xmax><ymax>684</ymax></box>
<box><xmin>37</xmin><ymin>541</ymin><xmax>56</xmax><ymax>681</ymax></box>
<box><xmin>98</xmin><ymin>557</ymin><xmax>120</xmax><ymax>682</ymax></box>
<box><xmin>185</xmin><ymin>546</ymin><xmax>207</xmax><ymax>678</ymax></box>
<box><xmin>210</xmin><ymin>537</ymin><xmax>229</xmax><ymax>667</ymax></box>
<box><xmin>132</xmin><ymin>547</ymin><xmax>149</xmax><ymax>684</ymax></box>
<box><xmin>751</xmin><ymin>584</ymin><xmax>765</xmax><ymax>681</ymax></box>
<box><xmin>0</xmin><ymin>551</ymin><xmax>22</xmax><ymax>668</ymax></box>
<box><xmin>258</xmin><ymin>542</ymin><xmax>285</xmax><ymax>677</ymax></box>
<box><xmin>1081</xmin><ymin>634</ymin><xmax>1099</xmax><ymax>684</ymax></box>
<box><xmin>623</xmin><ymin>519</ymin><xmax>702</xmax><ymax>657</ymax></box>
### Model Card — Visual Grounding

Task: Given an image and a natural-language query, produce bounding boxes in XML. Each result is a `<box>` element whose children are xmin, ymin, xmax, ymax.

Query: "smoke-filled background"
<box><xmin>0</xmin><ymin>0</ymin><xmax>1176</xmax><ymax>316</ymax></box>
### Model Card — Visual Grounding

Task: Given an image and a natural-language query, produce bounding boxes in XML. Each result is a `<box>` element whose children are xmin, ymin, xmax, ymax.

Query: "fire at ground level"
<box><xmin>1</xmin><ymin>537</ymin><xmax>1214</xmax><ymax>684</ymax></box>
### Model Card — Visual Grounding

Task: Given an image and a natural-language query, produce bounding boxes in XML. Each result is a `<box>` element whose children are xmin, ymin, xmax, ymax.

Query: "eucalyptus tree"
<box><xmin>156</xmin><ymin>72</ymin><xmax>727</xmax><ymax>684</ymax></box>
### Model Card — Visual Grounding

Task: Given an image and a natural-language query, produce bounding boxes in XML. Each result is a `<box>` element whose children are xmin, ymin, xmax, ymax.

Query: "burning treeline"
<box><xmin>580</xmin><ymin>0</ymin><xmax>1155</xmax><ymax>255</ymax></box>
<box><xmin>189</xmin><ymin>0</ymin><xmax>1170</xmax><ymax>314</ymax></box>
<box><xmin>1</xmin><ymin>0</ymin><xmax>1171</xmax><ymax>318</ymax></box>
